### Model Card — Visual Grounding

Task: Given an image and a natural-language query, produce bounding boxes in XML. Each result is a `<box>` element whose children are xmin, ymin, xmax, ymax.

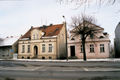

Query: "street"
<box><xmin>0</xmin><ymin>60</ymin><xmax>120</xmax><ymax>80</ymax></box>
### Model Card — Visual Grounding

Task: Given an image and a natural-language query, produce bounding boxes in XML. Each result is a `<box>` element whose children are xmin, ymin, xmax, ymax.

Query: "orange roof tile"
<box><xmin>21</xmin><ymin>24</ymin><xmax>64</xmax><ymax>39</ymax></box>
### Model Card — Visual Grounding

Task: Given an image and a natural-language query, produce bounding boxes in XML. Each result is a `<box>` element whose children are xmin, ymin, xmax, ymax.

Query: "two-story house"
<box><xmin>18</xmin><ymin>23</ymin><xmax>67</xmax><ymax>59</ymax></box>
<box><xmin>68</xmin><ymin>23</ymin><xmax>110</xmax><ymax>59</ymax></box>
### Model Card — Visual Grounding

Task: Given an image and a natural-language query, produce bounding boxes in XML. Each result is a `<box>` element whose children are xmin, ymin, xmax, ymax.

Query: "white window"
<box><xmin>22</xmin><ymin>45</ymin><xmax>25</xmax><ymax>53</ymax></box>
<box><xmin>100</xmin><ymin>44</ymin><xmax>105</xmax><ymax>53</ymax></box>
<box><xmin>42</xmin><ymin>44</ymin><xmax>45</xmax><ymax>52</ymax></box>
<box><xmin>90</xmin><ymin>44</ymin><xmax>94</xmax><ymax>53</ymax></box>
<box><xmin>27</xmin><ymin>45</ymin><xmax>30</xmax><ymax>53</ymax></box>
<box><xmin>48</xmin><ymin>44</ymin><xmax>52</xmax><ymax>52</ymax></box>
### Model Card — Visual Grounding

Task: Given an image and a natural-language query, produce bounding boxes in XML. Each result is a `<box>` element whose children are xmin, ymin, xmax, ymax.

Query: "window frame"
<box><xmin>42</xmin><ymin>44</ymin><xmax>45</xmax><ymax>53</ymax></box>
<box><xmin>22</xmin><ymin>45</ymin><xmax>25</xmax><ymax>53</ymax></box>
<box><xmin>27</xmin><ymin>45</ymin><xmax>30</xmax><ymax>53</ymax></box>
<box><xmin>80</xmin><ymin>45</ymin><xmax>83</xmax><ymax>53</ymax></box>
<box><xmin>90</xmin><ymin>44</ymin><xmax>94</xmax><ymax>53</ymax></box>
<box><xmin>100</xmin><ymin>44</ymin><xmax>105</xmax><ymax>53</ymax></box>
<box><xmin>48</xmin><ymin>44</ymin><xmax>53</xmax><ymax>52</ymax></box>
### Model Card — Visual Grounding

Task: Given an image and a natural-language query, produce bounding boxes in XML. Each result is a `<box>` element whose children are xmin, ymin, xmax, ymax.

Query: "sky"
<box><xmin>0</xmin><ymin>0</ymin><xmax>120</xmax><ymax>44</ymax></box>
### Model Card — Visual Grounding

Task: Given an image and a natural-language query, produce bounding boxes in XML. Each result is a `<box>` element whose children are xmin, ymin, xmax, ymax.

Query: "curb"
<box><xmin>0</xmin><ymin>58</ymin><xmax>120</xmax><ymax>62</ymax></box>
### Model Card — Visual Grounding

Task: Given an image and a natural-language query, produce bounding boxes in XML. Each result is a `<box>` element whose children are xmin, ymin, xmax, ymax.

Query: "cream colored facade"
<box><xmin>18</xmin><ymin>23</ymin><xmax>67</xmax><ymax>59</ymax></box>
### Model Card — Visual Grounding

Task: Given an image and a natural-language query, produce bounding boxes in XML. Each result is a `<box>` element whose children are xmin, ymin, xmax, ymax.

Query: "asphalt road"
<box><xmin>0</xmin><ymin>60</ymin><xmax>120</xmax><ymax>80</ymax></box>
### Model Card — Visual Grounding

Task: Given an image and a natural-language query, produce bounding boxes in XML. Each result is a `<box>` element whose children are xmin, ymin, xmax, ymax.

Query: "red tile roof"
<box><xmin>21</xmin><ymin>24</ymin><xmax>64</xmax><ymax>39</ymax></box>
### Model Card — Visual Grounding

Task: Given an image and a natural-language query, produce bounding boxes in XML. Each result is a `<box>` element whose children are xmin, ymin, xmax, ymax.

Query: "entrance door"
<box><xmin>70</xmin><ymin>46</ymin><xmax>75</xmax><ymax>56</ymax></box>
<box><xmin>34</xmin><ymin>46</ymin><xmax>38</xmax><ymax>58</ymax></box>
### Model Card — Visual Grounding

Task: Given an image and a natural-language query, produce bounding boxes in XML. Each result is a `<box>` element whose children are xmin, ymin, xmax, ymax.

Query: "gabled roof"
<box><xmin>70</xmin><ymin>22</ymin><xmax>104</xmax><ymax>33</ymax></box>
<box><xmin>21</xmin><ymin>24</ymin><xmax>64</xmax><ymax>39</ymax></box>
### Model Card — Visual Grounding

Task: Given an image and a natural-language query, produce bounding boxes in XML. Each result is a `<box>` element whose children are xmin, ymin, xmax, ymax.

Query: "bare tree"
<box><xmin>70</xmin><ymin>15</ymin><xmax>103</xmax><ymax>61</ymax></box>
<box><xmin>58</xmin><ymin>0</ymin><xmax>118</xmax><ymax>6</ymax></box>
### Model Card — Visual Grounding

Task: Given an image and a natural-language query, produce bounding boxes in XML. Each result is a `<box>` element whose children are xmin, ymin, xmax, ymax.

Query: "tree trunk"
<box><xmin>82</xmin><ymin>39</ymin><xmax>87</xmax><ymax>61</ymax></box>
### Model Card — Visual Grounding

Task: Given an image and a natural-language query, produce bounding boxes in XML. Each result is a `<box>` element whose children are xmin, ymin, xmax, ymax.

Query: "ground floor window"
<box><xmin>42</xmin><ymin>44</ymin><xmax>45</xmax><ymax>52</ymax></box>
<box><xmin>27</xmin><ymin>45</ymin><xmax>30</xmax><ymax>53</ymax></box>
<box><xmin>100</xmin><ymin>44</ymin><xmax>105</xmax><ymax>53</ymax></box>
<box><xmin>22</xmin><ymin>45</ymin><xmax>25</xmax><ymax>53</ymax></box>
<box><xmin>90</xmin><ymin>44</ymin><xmax>94</xmax><ymax>53</ymax></box>
<box><xmin>48</xmin><ymin>44</ymin><xmax>53</xmax><ymax>52</ymax></box>
<box><xmin>80</xmin><ymin>45</ymin><xmax>83</xmax><ymax>53</ymax></box>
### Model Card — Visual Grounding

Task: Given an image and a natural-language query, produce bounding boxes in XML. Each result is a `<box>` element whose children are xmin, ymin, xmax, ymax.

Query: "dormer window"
<box><xmin>99</xmin><ymin>36</ymin><xmax>104</xmax><ymax>39</ymax></box>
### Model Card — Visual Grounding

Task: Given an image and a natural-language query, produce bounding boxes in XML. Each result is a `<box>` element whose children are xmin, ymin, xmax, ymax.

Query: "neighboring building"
<box><xmin>18</xmin><ymin>23</ymin><xmax>67</xmax><ymax>59</ymax></box>
<box><xmin>68</xmin><ymin>23</ymin><xmax>110</xmax><ymax>59</ymax></box>
<box><xmin>115</xmin><ymin>22</ymin><xmax>120</xmax><ymax>58</ymax></box>
<box><xmin>0</xmin><ymin>36</ymin><xmax>19</xmax><ymax>59</ymax></box>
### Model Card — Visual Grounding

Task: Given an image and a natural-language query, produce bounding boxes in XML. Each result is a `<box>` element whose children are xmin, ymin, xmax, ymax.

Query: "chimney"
<box><xmin>49</xmin><ymin>24</ymin><xmax>53</xmax><ymax>26</ymax></box>
<box><xmin>43</xmin><ymin>25</ymin><xmax>47</xmax><ymax>29</ymax></box>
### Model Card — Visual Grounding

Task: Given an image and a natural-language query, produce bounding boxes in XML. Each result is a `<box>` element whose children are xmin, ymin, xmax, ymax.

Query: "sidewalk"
<box><xmin>1</xmin><ymin>58</ymin><xmax>120</xmax><ymax>62</ymax></box>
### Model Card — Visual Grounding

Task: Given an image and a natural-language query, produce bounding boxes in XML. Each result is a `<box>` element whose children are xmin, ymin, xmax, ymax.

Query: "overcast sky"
<box><xmin>0</xmin><ymin>0</ymin><xmax>120</xmax><ymax>44</ymax></box>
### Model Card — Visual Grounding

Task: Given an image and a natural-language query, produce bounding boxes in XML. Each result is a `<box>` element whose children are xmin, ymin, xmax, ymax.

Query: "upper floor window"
<box><xmin>37</xmin><ymin>34</ymin><xmax>39</xmax><ymax>39</ymax></box>
<box><xmin>90</xmin><ymin>44</ymin><xmax>94</xmax><ymax>53</ymax></box>
<box><xmin>48</xmin><ymin>44</ymin><xmax>53</xmax><ymax>52</ymax></box>
<box><xmin>100</xmin><ymin>44</ymin><xmax>105</xmax><ymax>53</ymax></box>
<box><xmin>27</xmin><ymin>45</ymin><xmax>30</xmax><ymax>53</ymax></box>
<box><xmin>33</xmin><ymin>34</ymin><xmax>35</xmax><ymax>40</ymax></box>
<box><xmin>22</xmin><ymin>45</ymin><xmax>25</xmax><ymax>53</ymax></box>
<box><xmin>42</xmin><ymin>44</ymin><xmax>45</xmax><ymax>53</ymax></box>
<box><xmin>33</xmin><ymin>34</ymin><xmax>39</xmax><ymax>40</ymax></box>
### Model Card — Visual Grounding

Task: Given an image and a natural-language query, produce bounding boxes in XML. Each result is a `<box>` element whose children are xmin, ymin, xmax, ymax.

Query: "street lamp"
<box><xmin>63</xmin><ymin>16</ymin><xmax>68</xmax><ymax>61</ymax></box>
